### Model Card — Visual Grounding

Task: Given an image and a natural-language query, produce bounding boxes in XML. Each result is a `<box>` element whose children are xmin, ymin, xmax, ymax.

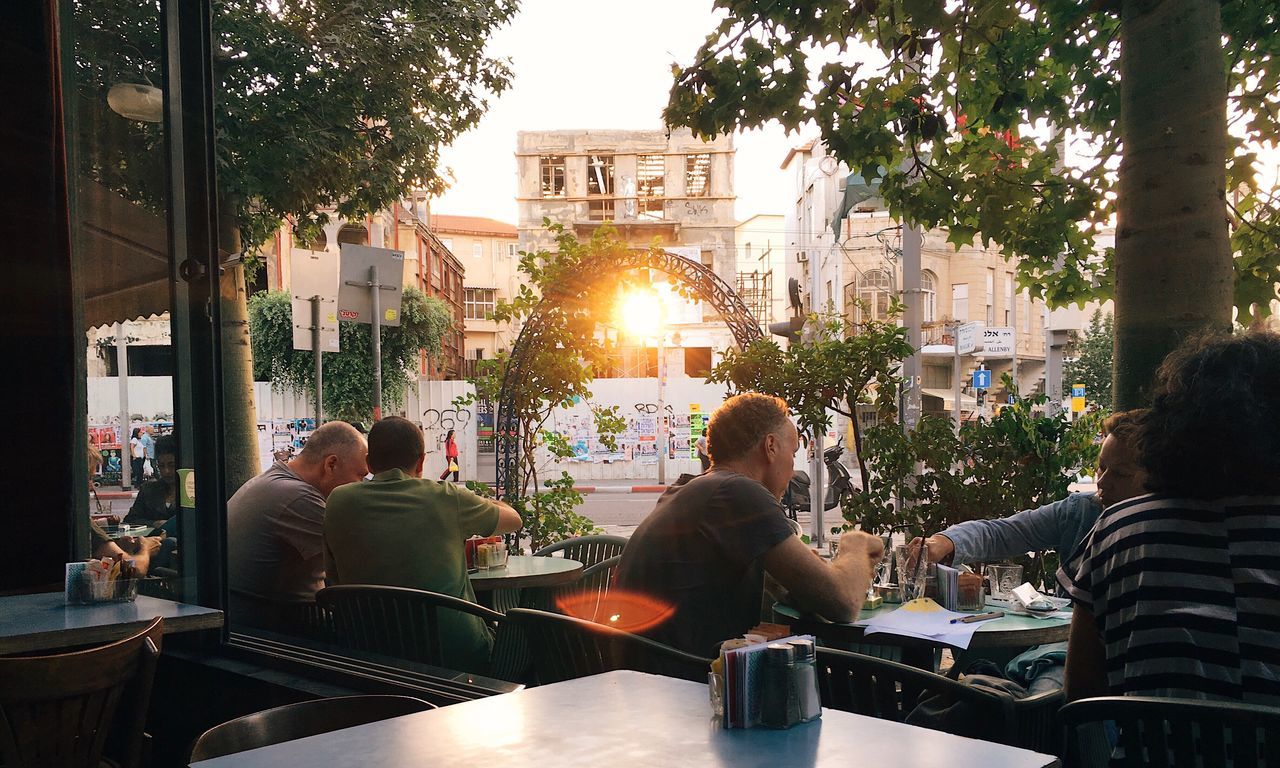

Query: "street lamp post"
<box><xmin>656</xmin><ymin>336</ymin><xmax>666</xmax><ymax>486</ymax></box>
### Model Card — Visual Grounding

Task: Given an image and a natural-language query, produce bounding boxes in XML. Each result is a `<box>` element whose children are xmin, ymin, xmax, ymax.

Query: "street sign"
<box><xmin>956</xmin><ymin>322</ymin><xmax>979</xmax><ymax>354</ymax></box>
<box><xmin>972</xmin><ymin>369</ymin><xmax>992</xmax><ymax>389</ymax></box>
<box><xmin>290</xmin><ymin>248</ymin><xmax>340</xmax><ymax>352</ymax></box>
<box><xmin>1071</xmin><ymin>384</ymin><xmax>1086</xmax><ymax>398</ymax></box>
<box><xmin>1071</xmin><ymin>383</ymin><xmax>1086</xmax><ymax>412</ymax></box>
<box><xmin>337</xmin><ymin>244</ymin><xmax>405</xmax><ymax>326</ymax></box>
<box><xmin>982</xmin><ymin>326</ymin><xmax>1016</xmax><ymax>355</ymax></box>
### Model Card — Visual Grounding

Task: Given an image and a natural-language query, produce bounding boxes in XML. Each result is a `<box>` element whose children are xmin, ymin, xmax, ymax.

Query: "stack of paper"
<box><xmin>859</xmin><ymin>598</ymin><xmax>983</xmax><ymax>649</ymax></box>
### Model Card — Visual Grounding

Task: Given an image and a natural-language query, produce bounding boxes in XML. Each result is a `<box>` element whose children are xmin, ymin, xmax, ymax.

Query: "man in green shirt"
<box><xmin>324</xmin><ymin>416</ymin><xmax>522</xmax><ymax>674</ymax></box>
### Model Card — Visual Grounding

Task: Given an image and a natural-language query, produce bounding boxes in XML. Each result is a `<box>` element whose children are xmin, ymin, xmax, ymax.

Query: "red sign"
<box><xmin>338</xmin><ymin>309</ymin><xmax>360</xmax><ymax>320</ymax></box>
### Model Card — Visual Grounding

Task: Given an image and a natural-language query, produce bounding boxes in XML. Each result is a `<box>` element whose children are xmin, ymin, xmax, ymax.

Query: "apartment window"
<box><xmin>686</xmin><ymin>153</ymin><xmax>711</xmax><ymax>197</ymax></box>
<box><xmin>1023</xmin><ymin>293</ymin><xmax>1031</xmax><ymax>332</ymax></box>
<box><xmin>986</xmin><ymin>268</ymin><xmax>996</xmax><ymax>325</ymax></box>
<box><xmin>637</xmin><ymin>155</ymin><xmax>665</xmax><ymax>197</ymax></box>
<box><xmin>472</xmin><ymin>241</ymin><xmax>482</xmax><ymax>258</ymax></box>
<box><xmin>464</xmin><ymin>287</ymin><xmax>496</xmax><ymax>320</ymax></box>
<box><xmin>540</xmin><ymin>155</ymin><xmax>566</xmax><ymax>197</ymax></box>
<box><xmin>588</xmin><ymin>199</ymin><xmax>615</xmax><ymax>221</ymax></box>
<box><xmin>856</xmin><ymin>269</ymin><xmax>893</xmax><ymax>322</ymax></box>
<box><xmin>507</xmin><ymin>242</ymin><xmax>517</xmax><ymax>257</ymax></box>
<box><xmin>952</xmin><ymin>283</ymin><xmax>969</xmax><ymax>322</ymax></box>
<box><xmin>586</xmin><ymin>154</ymin><xmax>615</xmax><ymax>196</ymax></box>
<box><xmin>1004</xmin><ymin>273</ymin><xmax>1014</xmax><ymax>325</ymax></box>
<box><xmin>921</xmin><ymin>270</ymin><xmax>937</xmax><ymax>323</ymax></box>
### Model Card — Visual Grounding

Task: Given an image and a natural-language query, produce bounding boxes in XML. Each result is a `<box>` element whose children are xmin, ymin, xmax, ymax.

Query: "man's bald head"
<box><xmin>292</xmin><ymin>421</ymin><xmax>368</xmax><ymax>497</ymax></box>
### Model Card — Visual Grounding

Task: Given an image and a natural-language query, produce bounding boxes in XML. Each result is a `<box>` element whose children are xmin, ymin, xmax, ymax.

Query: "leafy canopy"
<box><xmin>665</xmin><ymin>1</ymin><xmax>1280</xmax><ymax>313</ymax></box>
<box><xmin>247</xmin><ymin>287</ymin><xmax>452</xmax><ymax>422</ymax></box>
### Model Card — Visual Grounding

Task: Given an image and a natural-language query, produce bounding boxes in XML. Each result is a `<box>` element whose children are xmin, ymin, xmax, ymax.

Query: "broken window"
<box><xmin>586</xmin><ymin>154</ymin><xmax>615</xmax><ymax>196</ymax></box>
<box><xmin>685</xmin><ymin>153</ymin><xmax>711</xmax><ymax>197</ymax></box>
<box><xmin>637</xmin><ymin>155</ymin><xmax>665</xmax><ymax>197</ymax></box>
<box><xmin>588</xmin><ymin>199</ymin><xmax>615</xmax><ymax>221</ymax></box>
<box><xmin>540</xmin><ymin>155</ymin><xmax>566</xmax><ymax>197</ymax></box>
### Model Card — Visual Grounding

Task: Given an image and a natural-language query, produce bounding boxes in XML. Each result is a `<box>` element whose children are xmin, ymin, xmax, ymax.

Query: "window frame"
<box><xmin>464</xmin><ymin>287</ymin><xmax>496</xmax><ymax>321</ymax></box>
<box><xmin>685</xmin><ymin>153</ymin><xmax>711</xmax><ymax>197</ymax></box>
<box><xmin>539</xmin><ymin>155</ymin><xmax>566</xmax><ymax>197</ymax></box>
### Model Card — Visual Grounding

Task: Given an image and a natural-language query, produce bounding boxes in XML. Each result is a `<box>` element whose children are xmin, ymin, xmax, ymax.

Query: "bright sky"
<box><xmin>430</xmin><ymin>0</ymin><xmax>795</xmax><ymax>225</ymax></box>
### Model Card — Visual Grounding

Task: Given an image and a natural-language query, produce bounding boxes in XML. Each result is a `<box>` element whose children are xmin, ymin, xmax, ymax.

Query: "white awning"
<box><xmin>920</xmin><ymin>388</ymin><xmax>978</xmax><ymax>409</ymax></box>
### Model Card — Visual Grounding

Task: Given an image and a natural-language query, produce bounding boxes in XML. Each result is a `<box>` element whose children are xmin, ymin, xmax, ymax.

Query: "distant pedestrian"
<box><xmin>696</xmin><ymin>428</ymin><xmax>710</xmax><ymax>473</ymax></box>
<box><xmin>139</xmin><ymin>426</ymin><xmax>156</xmax><ymax>478</ymax></box>
<box><xmin>439</xmin><ymin>429</ymin><xmax>460</xmax><ymax>482</ymax></box>
<box><xmin>128</xmin><ymin>428</ymin><xmax>146</xmax><ymax>487</ymax></box>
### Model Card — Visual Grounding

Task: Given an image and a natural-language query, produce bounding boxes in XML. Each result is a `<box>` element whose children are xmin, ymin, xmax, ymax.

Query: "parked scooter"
<box><xmin>782</xmin><ymin>439</ymin><xmax>857</xmax><ymax>521</ymax></box>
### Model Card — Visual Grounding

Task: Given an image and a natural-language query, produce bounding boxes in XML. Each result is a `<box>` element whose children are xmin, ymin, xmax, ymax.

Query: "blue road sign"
<box><xmin>1071</xmin><ymin>385</ymin><xmax>1086</xmax><ymax>398</ymax></box>
<box><xmin>972</xmin><ymin>369</ymin><xmax>992</xmax><ymax>389</ymax></box>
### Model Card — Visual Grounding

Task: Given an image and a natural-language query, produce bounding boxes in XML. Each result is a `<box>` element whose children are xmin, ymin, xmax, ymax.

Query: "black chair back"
<box><xmin>315</xmin><ymin>585</ymin><xmax>504</xmax><ymax>671</ymax></box>
<box><xmin>504</xmin><ymin>607</ymin><xmax>712</xmax><ymax>685</ymax></box>
<box><xmin>533</xmin><ymin>534</ymin><xmax>627</xmax><ymax>567</ymax></box>
<box><xmin>189</xmin><ymin>695</ymin><xmax>433</xmax><ymax>762</ymax></box>
<box><xmin>1061</xmin><ymin>695</ymin><xmax>1280</xmax><ymax>768</ymax></box>
<box><xmin>0</xmin><ymin>617</ymin><xmax>163</xmax><ymax>768</ymax></box>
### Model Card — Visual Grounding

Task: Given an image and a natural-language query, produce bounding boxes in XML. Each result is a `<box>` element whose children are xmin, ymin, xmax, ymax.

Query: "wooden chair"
<box><xmin>0</xmin><ymin>617</ymin><xmax>163</xmax><ymax>768</ymax></box>
<box><xmin>1061</xmin><ymin>695</ymin><xmax>1280</xmax><ymax>768</ymax></box>
<box><xmin>188</xmin><ymin>695</ymin><xmax>433</xmax><ymax>762</ymax></box>
<box><xmin>504</xmin><ymin>607</ymin><xmax>712</xmax><ymax>685</ymax></box>
<box><xmin>315</xmin><ymin>585</ymin><xmax>504</xmax><ymax>673</ymax></box>
<box><xmin>533</xmin><ymin>534</ymin><xmax>627</xmax><ymax>567</ymax></box>
<box><xmin>815</xmin><ymin>647</ymin><xmax>1058</xmax><ymax>748</ymax></box>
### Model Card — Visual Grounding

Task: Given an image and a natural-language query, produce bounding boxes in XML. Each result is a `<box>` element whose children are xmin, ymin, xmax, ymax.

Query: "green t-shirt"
<box><xmin>323</xmin><ymin>469</ymin><xmax>501</xmax><ymax>673</ymax></box>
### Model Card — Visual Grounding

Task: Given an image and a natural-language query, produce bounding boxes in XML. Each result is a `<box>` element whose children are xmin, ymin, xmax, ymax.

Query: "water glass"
<box><xmin>987</xmin><ymin>563</ymin><xmax>1024</xmax><ymax>602</ymax></box>
<box><xmin>893</xmin><ymin>543</ymin><xmax>930</xmax><ymax>602</ymax></box>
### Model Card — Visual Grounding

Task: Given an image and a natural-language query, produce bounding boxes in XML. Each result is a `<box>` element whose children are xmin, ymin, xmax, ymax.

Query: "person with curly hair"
<box><xmin>1060</xmin><ymin>331</ymin><xmax>1280</xmax><ymax>706</ymax></box>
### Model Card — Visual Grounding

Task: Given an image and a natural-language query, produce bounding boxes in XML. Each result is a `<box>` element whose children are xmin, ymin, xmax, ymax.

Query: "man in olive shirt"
<box><xmin>324</xmin><ymin>416</ymin><xmax>522</xmax><ymax>674</ymax></box>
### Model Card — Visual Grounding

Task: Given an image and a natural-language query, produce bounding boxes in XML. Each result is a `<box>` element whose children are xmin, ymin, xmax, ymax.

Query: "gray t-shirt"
<box><xmin>615</xmin><ymin>470</ymin><xmax>794</xmax><ymax>659</ymax></box>
<box><xmin>227</xmin><ymin>461</ymin><xmax>327</xmax><ymax>603</ymax></box>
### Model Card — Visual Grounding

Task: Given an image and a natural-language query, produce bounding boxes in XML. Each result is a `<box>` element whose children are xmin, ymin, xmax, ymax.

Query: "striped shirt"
<box><xmin>1057</xmin><ymin>494</ymin><xmax>1280</xmax><ymax>705</ymax></box>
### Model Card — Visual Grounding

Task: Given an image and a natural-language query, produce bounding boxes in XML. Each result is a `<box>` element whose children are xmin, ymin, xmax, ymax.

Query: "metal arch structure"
<box><xmin>495</xmin><ymin>249</ymin><xmax>764</xmax><ymax>499</ymax></box>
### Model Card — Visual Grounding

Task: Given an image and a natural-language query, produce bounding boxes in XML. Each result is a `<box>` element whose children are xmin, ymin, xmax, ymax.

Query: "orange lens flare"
<box><xmin>555</xmin><ymin>589</ymin><xmax>676</xmax><ymax>635</ymax></box>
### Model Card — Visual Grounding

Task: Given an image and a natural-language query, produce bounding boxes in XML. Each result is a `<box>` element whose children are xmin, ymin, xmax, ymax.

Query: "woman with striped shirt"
<box><xmin>1059</xmin><ymin>331</ymin><xmax>1280</xmax><ymax>706</ymax></box>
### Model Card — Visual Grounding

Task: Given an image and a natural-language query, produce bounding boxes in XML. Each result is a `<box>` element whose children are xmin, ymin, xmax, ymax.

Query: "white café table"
<box><xmin>190</xmin><ymin>669</ymin><xmax>1060</xmax><ymax>768</ymax></box>
<box><xmin>0</xmin><ymin>592</ymin><xmax>223</xmax><ymax>655</ymax></box>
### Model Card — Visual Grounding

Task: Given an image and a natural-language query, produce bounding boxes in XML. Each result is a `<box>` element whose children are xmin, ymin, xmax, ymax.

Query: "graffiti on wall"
<box><xmin>422</xmin><ymin>405</ymin><xmax>473</xmax><ymax>451</ymax></box>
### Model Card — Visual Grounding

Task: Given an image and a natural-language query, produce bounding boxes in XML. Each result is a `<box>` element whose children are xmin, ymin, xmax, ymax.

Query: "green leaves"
<box><xmin>1063</xmin><ymin>309</ymin><xmax>1114</xmax><ymax>411</ymax></box>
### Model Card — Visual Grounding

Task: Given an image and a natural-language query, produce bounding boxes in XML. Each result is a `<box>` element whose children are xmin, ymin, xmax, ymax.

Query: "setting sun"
<box><xmin>616</xmin><ymin>288</ymin><xmax>664</xmax><ymax>338</ymax></box>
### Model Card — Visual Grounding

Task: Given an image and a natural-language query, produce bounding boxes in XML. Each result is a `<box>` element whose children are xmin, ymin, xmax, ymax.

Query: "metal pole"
<box><xmin>370</xmin><ymin>264</ymin><xmax>383</xmax><ymax>421</ymax></box>
<box><xmin>901</xmin><ymin>224</ymin><xmax>923</xmax><ymax>431</ymax></box>
<box><xmin>952</xmin><ymin>321</ymin><xmax>962</xmax><ymax>435</ymax></box>
<box><xmin>1011</xmin><ymin>282</ymin><xmax>1019</xmax><ymax>394</ymax></box>
<box><xmin>656</xmin><ymin>340</ymin><xmax>666</xmax><ymax>486</ymax></box>
<box><xmin>809</xmin><ymin>247</ymin><xmax>827</xmax><ymax>548</ymax></box>
<box><xmin>311</xmin><ymin>296</ymin><xmax>323</xmax><ymax>426</ymax></box>
<box><xmin>115</xmin><ymin>322</ymin><xmax>132</xmax><ymax>490</ymax></box>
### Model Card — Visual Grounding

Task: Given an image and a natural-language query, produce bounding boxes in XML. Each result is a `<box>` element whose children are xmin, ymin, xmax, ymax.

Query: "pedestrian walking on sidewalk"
<box><xmin>439</xmin><ymin>429</ymin><xmax>460</xmax><ymax>482</ymax></box>
<box><xmin>696</xmin><ymin>428</ymin><xmax>710</xmax><ymax>473</ymax></box>
<box><xmin>129</xmin><ymin>427</ymin><xmax>146</xmax><ymax>487</ymax></box>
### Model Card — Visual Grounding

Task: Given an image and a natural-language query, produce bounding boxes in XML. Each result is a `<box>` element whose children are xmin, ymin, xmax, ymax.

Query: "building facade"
<box><xmin>515</xmin><ymin>128</ymin><xmax>740</xmax><ymax>379</ymax></box>
<box><xmin>427</xmin><ymin>214</ymin><xmax>520</xmax><ymax>375</ymax></box>
<box><xmin>734</xmin><ymin>213</ymin><xmax>789</xmax><ymax>332</ymax></box>
<box><xmin>783</xmin><ymin>140</ymin><xmax>1057</xmax><ymax>420</ymax></box>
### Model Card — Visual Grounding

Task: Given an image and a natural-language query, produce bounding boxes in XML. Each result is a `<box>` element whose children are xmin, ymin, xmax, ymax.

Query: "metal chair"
<box><xmin>188</xmin><ymin>695</ymin><xmax>434</xmax><ymax>762</ymax></box>
<box><xmin>315</xmin><ymin>585</ymin><xmax>504</xmax><ymax>674</ymax></box>
<box><xmin>229</xmin><ymin>588</ymin><xmax>334</xmax><ymax>640</ymax></box>
<box><xmin>815</xmin><ymin>647</ymin><xmax>1048</xmax><ymax>748</ymax></box>
<box><xmin>529</xmin><ymin>554</ymin><xmax>621</xmax><ymax>619</ymax></box>
<box><xmin>533</xmin><ymin>534</ymin><xmax>627</xmax><ymax>567</ymax></box>
<box><xmin>504</xmin><ymin>607</ymin><xmax>713</xmax><ymax>685</ymax></box>
<box><xmin>0</xmin><ymin>617</ymin><xmax>163</xmax><ymax>768</ymax></box>
<box><xmin>1061</xmin><ymin>695</ymin><xmax>1280</xmax><ymax>768</ymax></box>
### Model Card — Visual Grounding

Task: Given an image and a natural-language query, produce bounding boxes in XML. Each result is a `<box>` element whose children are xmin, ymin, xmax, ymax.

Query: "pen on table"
<box><xmin>951</xmin><ymin>610</ymin><xmax>1005</xmax><ymax>624</ymax></box>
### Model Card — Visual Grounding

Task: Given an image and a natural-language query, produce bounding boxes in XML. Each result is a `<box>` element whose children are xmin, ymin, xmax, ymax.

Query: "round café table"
<box><xmin>773</xmin><ymin>600</ymin><xmax>1071</xmax><ymax>670</ymax></box>
<box><xmin>469</xmin><ymin>555</ymin><xmax>584</xmax><ymax>591</ymax></box>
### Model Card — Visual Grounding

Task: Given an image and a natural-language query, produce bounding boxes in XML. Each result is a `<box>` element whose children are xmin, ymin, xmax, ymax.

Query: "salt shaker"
<box><xmin>788</xmin><ymin>639</ymin><xmax>822</xmax><ymax>722</ymax></box>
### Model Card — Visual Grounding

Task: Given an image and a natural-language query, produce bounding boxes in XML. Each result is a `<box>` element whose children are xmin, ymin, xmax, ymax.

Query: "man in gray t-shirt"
<box><xmin>227</xmin><ymin>422</ymin><xmax>367</xmax><ymax>627</ymax></box>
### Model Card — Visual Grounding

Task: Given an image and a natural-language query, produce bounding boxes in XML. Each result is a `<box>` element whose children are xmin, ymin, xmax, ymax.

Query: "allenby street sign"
<box><xmin>982</xmin><ymin>326</ymin><xmax>1015</xmax><ymax>355</ymax></box>
<box><xmin>956</xmin><ymin>322</ymin><xmax>979</xmax><ymax>355</ymax></box>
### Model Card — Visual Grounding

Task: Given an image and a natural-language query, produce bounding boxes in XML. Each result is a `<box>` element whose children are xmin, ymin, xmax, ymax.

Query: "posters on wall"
<box><xmin>543</xmin><ymin>408</ymin><xmax>715</xmax><ymax>465</ymax></box>
<box><xmin>256</xmin><ymin>418</ymin><xmax>317</xmax><ymax>472</ymax></box>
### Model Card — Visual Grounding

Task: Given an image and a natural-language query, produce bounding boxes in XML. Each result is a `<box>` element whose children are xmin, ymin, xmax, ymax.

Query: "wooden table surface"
<box><xmin>190</xmin><ymin>670</ymin><xmax>1059</xmax><ymax>768</ymax></box>
<box><xmin>0</xmin><ymin>592</ymin><xmax>223</xmax><ymax>655</ymax></box>
<box><xmin>468</xmin><ymin>555</ymin><xmax>583</xmax><ymax>591</ymax></box>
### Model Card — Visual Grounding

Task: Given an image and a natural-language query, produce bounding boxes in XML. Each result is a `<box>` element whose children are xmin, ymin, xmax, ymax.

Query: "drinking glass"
<box><xmin>894</xmin><ymin>543</ymin><xmax>930</xmax><ymax>602</ymax></box>
<box><xmin>987</xmin><ymin>563</ymin><xmax>1024</xmax><ymax>602</ymax></box>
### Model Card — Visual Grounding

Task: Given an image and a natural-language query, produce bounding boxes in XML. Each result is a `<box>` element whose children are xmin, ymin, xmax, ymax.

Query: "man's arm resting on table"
<box><xmin>1064</xmin><ymin>605</ymin><xmax>1108</xmax><ymax>701</ymax></box>
<box><xmin>762</xmin><ymin>532</ymin><xmax>880</xmax><ymax>622</ymax></box>
<box><xmin>933</xmin><ymin>498</ymin><xmax>1070</xmax><ymax>564</ymax></box>
<box><xmin>489</xmin><ymin>499</ymin><xmax>523</xmax><ymax>535</ymax></box>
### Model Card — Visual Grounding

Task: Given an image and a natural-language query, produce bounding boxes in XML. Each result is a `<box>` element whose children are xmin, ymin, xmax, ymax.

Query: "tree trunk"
<box><xmin>1114</xmin><ymin>0</ymin><xmax>1232</xmax><ymax>409</ymax></box>
<box><xmin>219</xmin><ymin>261</ymin><xmax>261</xmax><ymax>495</ymax></box>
